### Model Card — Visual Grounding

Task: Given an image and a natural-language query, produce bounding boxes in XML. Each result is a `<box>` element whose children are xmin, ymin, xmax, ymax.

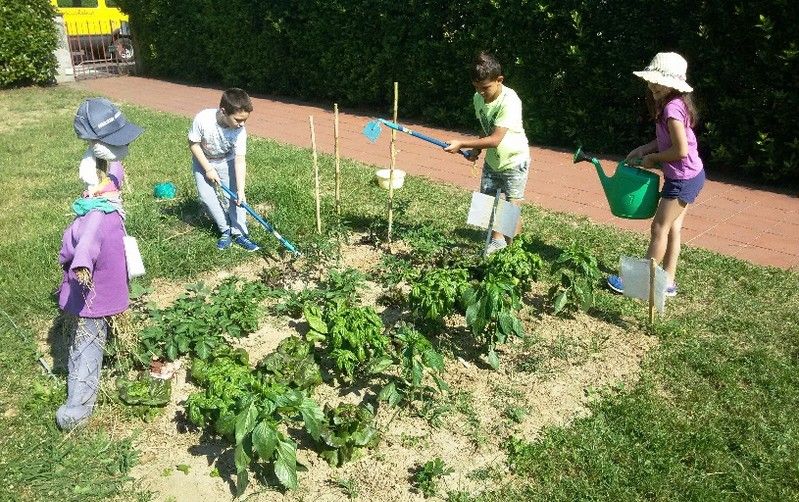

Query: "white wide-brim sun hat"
<box><xmin>633</xmin><ymin>52</ymin><xmax>693</xmax><ymax>93</ymax></box>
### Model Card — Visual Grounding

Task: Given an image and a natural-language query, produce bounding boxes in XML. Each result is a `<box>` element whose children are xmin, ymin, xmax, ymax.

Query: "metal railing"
<box><xmin>62</xmin><ymin>19</ymin><xmax>135</xmax><ymax>80</ymax></box>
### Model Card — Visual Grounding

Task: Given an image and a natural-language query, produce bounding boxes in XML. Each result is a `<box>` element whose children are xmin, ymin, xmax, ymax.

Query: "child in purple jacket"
<box><xmin>56</xmin><ymin>98</ymin><xmax>143</xmax><ymax>431</ymax></box>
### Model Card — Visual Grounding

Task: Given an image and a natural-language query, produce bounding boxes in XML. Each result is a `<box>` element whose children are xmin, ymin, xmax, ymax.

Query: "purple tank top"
<box><xmin>656</xmin><ymin>98</ymin><xmax>703</xmax><ymax>180</ymax></box>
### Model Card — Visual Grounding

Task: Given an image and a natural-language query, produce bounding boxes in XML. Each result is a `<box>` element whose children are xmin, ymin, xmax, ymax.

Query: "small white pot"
<box><xmin>375</xmin><ymin>168</ymin><xmax>406</xmax><ymax>190</ymax></box>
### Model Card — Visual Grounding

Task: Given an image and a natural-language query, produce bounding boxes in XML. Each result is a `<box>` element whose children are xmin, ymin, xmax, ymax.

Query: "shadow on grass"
<box><xmin>46</xmin><ymin>311</ymin><xmax>75</xmax><ymax>374</ymax></box>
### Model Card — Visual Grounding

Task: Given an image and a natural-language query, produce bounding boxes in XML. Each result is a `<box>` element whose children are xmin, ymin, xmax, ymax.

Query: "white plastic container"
<box><xmin>375</xmin><ymin>168</ymin><xmax>406</xmax><ymax>190</ymax></box>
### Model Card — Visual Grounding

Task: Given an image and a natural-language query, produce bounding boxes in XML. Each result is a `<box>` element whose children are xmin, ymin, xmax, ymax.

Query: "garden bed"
<box><xmin>109</xmin><ymin>235</ymin><xmax>656</xmax><ymax>501</ymax></box>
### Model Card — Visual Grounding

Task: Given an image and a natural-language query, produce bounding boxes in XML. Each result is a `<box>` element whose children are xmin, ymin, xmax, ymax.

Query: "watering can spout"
<box><xmin>573</xmin><ymin>146</ymin><xmax>610</xmax><ymax>182</ymax></box>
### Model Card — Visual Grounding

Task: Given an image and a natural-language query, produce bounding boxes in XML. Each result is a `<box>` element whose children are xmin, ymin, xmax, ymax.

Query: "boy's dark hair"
<box><xmin>646</xmin><ymin>88</ymin><xmax>699</xmax><ymax>127</ymax></box>
<box><xmin>220</xmin><ymin>88</ymin><xmax>253</xmax><ymax>114</ymax></box>
<box><xmin>470</xmin><ymin>51</ymin><xmax>502</xmax><ymax>82</ymax></box>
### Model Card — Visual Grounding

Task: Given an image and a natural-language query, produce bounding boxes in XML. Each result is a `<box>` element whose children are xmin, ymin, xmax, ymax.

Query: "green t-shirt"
<box><xmin>473</xmin><ymin>85</ymin><xmax>530</xmax><ymax>172</ymax></box>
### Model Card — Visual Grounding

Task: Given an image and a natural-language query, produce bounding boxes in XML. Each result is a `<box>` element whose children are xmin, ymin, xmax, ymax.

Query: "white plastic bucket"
<box><xmin>375</xmin><ymin>169</ymin><xmax>406</xmax><ymax>190</ymax></box>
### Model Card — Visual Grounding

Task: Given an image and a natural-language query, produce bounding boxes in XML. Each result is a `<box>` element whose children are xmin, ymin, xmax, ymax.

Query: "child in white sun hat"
<box><xmin>607</xmin><ymin>52</ymin><xmax>705</xmax><ymax>297</ymax></box>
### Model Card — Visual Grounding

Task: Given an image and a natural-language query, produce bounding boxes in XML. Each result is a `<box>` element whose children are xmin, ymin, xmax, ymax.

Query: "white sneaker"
<box><xmin>485</xmin><ymin>238</ymin><xmax>507</xmax><ymax>256</ymax></box>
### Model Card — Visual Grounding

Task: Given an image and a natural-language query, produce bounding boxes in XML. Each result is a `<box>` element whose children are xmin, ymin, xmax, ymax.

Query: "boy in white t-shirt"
<box><xmin>445</xmin><ymin>51</ymin><xmax>531</xmax><ymax>254</ymax></box>
<box><xmin>189</xmin><ymin>87</ymin><xmax>259</xmax><ymax>251</ymax></box>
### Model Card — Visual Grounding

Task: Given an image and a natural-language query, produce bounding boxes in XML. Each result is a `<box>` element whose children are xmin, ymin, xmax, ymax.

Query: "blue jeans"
<box><xmin>192</xmin><ymin>157</ymin><xmax>248</xmax><ymax>235</ymax></box>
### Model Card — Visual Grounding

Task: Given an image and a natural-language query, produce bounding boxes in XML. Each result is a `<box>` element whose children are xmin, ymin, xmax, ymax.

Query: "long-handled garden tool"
<box><xmin>363</xmin><ymin>118</ymin><xmax>472</xmax><ymax>159</ymax></box>
<box><xmin>573</xmin><ymin>146</ymin><xmax>660</xmax><ymax>219</ymax></box>
<box><xmin>219</xmin><ymin>184</ymin><xmax>301</xmax><ymax>256</ymax></box>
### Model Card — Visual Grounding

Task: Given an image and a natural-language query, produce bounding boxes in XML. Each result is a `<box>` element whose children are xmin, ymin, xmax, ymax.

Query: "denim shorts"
<box><xmin>662</xmin><ymin>170</ymin><xmax>705</xmax><ymax>204</ymax></box>
<box><xmin>480</xmin><ymin>158</ymin><xmax>530</xmax><ymax>200</ymax></box>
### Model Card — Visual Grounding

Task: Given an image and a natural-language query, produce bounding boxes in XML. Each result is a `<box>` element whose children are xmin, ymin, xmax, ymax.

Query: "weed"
<box><xmin>335</xmin><ymin>477</ymin><xmax>360</xmax><ymax>499</ymax></box>
<box><xmin>548</xmin><ymin>241</ymin><xmax>601</xmax><ymax>315</ymax></box>
<box><xmin>412</xmin><ymin>457</ymin><xmax>454</xmax><ymax>498</ymax></box>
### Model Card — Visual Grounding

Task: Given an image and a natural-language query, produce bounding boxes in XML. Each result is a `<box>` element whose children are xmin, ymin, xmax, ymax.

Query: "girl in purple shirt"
<box><xmin>608</xmin><ymin>52</ymin><xmax>705</xmax><ymax>297</ymax></box>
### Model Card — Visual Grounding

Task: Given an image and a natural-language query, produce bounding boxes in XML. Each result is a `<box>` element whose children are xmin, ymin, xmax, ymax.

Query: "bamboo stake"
<box><xmin>387</xmin><ymin>81</ymin><xmax>399</xmax><ymax>243</ymax></box>
<box><xmin>648</xmin><ymin>258</ymin><xmax>656</xmax><ymax>324</ymax></box>
<box><xmin>334</xmin><ymin>103</ymin><xmax>341</xmax><ymax>217</ymax></box>
<box><xmin>310</xmin><ymin>115</ymin><xmax>321</xmax><ymax>234</ymax></box>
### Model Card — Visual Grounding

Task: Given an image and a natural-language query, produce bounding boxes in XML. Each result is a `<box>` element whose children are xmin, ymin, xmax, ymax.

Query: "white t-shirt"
<box><xmin>188</xmin><ymin>108</ymin><xmax>247</xmax><ymax>160</ymax></box>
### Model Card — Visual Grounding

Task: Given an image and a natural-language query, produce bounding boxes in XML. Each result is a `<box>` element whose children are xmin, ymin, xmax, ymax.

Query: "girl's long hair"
<box><xmin>646</xmin><ymin>88</ymin><xmax>699</xmax><ymax>127</ymax></box>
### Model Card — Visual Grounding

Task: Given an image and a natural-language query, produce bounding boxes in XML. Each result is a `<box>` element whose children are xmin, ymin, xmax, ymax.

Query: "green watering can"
<box><xmin>573</xmin><ymin>147</ymin><xmax>660</xmax><ymax>219</ymax></box>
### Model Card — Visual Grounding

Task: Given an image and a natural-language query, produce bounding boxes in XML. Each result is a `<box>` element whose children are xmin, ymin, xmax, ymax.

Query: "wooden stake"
<box><xmin>648</xmin><ymin>258</ymin><xmax>656</xmax><ymax>324</ymax></box>
<box><xmin>333</xmin><ymin>103</ymin><xmax>341</xmax><ymax>217</ymax></box>
<box><xmin>387</xmin><ymin>81</ymin><xmax>399</xmax><ymax>243</ymax></box>
<box><xmin>309</xmin><ymin>115</ymin><xmax>321</xmax><ymax>234</ymax></box>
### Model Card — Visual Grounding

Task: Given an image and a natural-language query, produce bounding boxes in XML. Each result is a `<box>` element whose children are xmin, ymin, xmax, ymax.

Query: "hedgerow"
<box><xmin>117</xmin><ymin>0</ymin><xmax>798</xmax><ymax>185</ymax></box>
<box><xmin>0</xmin><ymin>0</ymin><xmax>58</xmax><ymax>87</ymax></box>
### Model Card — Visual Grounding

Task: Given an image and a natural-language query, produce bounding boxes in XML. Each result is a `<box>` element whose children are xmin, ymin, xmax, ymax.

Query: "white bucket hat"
<box><xmin>633</xmin><ymin>52</ymin><xmax>693</xmax><ymax>93</ymax></box>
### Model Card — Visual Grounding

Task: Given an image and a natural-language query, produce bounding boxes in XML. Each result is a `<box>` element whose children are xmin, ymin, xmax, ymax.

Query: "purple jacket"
<box><xmin>58</xmin><ymin>169</ymin><xmax>129</xmax><ymax>317</ymax></box>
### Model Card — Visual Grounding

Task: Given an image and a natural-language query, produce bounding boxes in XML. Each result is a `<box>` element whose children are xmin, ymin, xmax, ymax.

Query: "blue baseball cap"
<box><xmin>74</xmin><ymin>97</ymin><xmax>144</xmax><ymax>146</ymax></box>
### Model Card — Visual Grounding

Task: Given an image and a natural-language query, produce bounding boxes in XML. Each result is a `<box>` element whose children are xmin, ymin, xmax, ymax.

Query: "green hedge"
<box><xmin>118</xmin><ymin>0</ymin><xmax>798</xmax><ymax>185</ymax></box>
<box><xmin>0</xmin><ymin>0</ymin><xmax>58</xmax><ymax>87</ymax></box>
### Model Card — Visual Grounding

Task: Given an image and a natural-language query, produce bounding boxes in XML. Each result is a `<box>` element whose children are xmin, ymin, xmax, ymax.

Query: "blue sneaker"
<box><xmin>233</xmin><ymin>234</ymin><xmax>260</xmax><ymax>252</ymax></box>
<box><xmin>666</xmin><ymin>283</ymin><xmax>678</xmax><ymax>297</ymax></box>
<box><xmin>607</xmin><ymin>274</ymin><xmax>623</xmax><ymax>294</ymax></box>
<box><xmin>217</xmin><ymin>231</ymin><xmax>232</xmax><ymax>250</ymax></box>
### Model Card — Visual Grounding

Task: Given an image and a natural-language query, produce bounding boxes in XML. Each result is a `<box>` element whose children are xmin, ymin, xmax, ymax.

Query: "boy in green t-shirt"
<box><xmin>445</xmin><ymin>51</ymin><xmax>531</xmax><ymax>254</ymax></box>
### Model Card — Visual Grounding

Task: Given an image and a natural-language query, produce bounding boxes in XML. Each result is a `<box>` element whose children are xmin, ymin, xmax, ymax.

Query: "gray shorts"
<box><xmin>480</xmin><ymin>158</ymin><xmax>530</xmax><ymax>200</ymax></box>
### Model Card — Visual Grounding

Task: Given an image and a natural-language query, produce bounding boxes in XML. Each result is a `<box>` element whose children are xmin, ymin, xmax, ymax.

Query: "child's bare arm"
<box><xmin>189</xmin><ymin>141</ymin><xmax>221</xmax><ymax>185</ymax></box>
<box><xmin>233</xmin><ymin>154</ymin><xmax>246</xmax><ymax>205</ymax></box>
<box><xmin>445</xmin><ymin>126</ymin><xmax>508</xmax><ymax>154</ymax></box>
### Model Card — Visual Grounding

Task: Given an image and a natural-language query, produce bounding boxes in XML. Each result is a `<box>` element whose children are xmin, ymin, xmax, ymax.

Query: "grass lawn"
<box><xmin>1</xmin><ymin>85</ymin><xmax>797</xmax><ymax>501</ymax></box>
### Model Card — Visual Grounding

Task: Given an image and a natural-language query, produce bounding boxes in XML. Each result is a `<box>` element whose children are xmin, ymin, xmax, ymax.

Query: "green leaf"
<box><xmin>487</xmin><ymin>349</ymin><xmax>500</xmax><ymax>370</ymax></box>
<box><xmin>234</xmin><ymin>444</ymin><xmax>250</xmax><ymax>495</ymax></box>
<box><xmin>235</xmin><ymin>403</ymin><xmax>258</xmax><ymax>445</ymax></box>
<box><xmin>299</xmin><ymin>398</ymin><xmax>324</xmax><ymax>442</ymax></box>
<box><xmin>274</xmin><ymin>439</ymin><xmax>298</xmax><ymax>489</ymax></box>
<box><xmin>303</xmin><ymin>306</ymin><xmax>328</xmax><ymax>334</ymax></box>
<box><xmin>433</xmin><ymin>374</ymin><xmax>449</xmax><ymax>393</ymax></box>
<box><xmin>553</xmin><ymin>291</ymin><xmax>568</xmax><ymax>314</ymax></box>
<box><xmin>422</xmin><ymin>349</ymin><xmax>444</xmax><ymax>371</ymax></box>
<box><xmin>465</xmin><ymin>300</ymin><xmax>479</xmax><ymax>327</ymax></box>
<box><xmin>176</xmin><ymin>464</ymin><xmax>190</xmax><ymax>475</ymax></box>
<box><xmin>370</xmin><ymin>356</ymin><xmax>394</xmax><ymax>374</ymax></box>
<box><xmin>378</xmin><ymin>381</ymin><xmax>399</xmax><ymax>405</ymax></box>
<box><xmin>498</xmin><ymin>311</ymin><xmax>514</xmax><ymax>336</ymax></box>
<box><xmin>512</xmin><ymin>316</ymin><xmax>524</xmax><ymax>338</ymax></box>
<box><xmin>252</xmin><ymin>420</ymin><xmax>278</xmax><ymax>461</ymax></box>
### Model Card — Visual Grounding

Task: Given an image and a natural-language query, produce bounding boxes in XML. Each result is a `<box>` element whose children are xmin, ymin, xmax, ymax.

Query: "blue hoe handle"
<box><xmin>218</xmin><ymin>184</ymin><xmax>301</xmax><ymax>256</ymax></box>
<box><xmin>378</xmin><ymin>119</ymin><xmax>472</xmax><ymax>159</ymax></box>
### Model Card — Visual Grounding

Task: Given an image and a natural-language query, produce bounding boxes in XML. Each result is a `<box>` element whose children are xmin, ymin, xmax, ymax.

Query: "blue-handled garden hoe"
<box><xmin>219</xmin><ymin>183</ymin><xmax>301</xmax><ymax>256</ymax></box>
<box><xmin>363</xmin><ymin>118</ymin><xmax>472</xmax><ymax>159</ymax></box>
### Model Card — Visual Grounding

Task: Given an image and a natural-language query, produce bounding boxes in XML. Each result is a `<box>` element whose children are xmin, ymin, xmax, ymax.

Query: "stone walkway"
<box><xmin>79</xmin><ymin>77</ymin><xmax>798</xmax><ymax>269</ymax></box>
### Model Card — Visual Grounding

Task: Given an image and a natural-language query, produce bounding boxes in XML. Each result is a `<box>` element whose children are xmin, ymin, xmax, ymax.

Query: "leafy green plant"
<box><xmin>185</xmin><ymin>347</ymin><xmax>324</xmax><ymax>494</ymax></box>
<box><xmin>548</xmin><ymin>242</ymin><xmax>601</xmax><ymax>315</ymax></box>
<box><xmin>409</xmin><ymin>267</ymin><xmax>469</xmax><ymax>333</ymax></box>
<box><xmin>137</xmin><ymin>278</ymin><xmax>268</xmax><ymax>362</ymax></box>
<box><xmin>335</xmin><ymin>477</ymin><xmax>360</xmax><ymax>499</ymax></box>
<box><xmin>482</xmin><ymin>234</ymin><xmax>544</xmax><ymax>294</ymax></box>
<box><xmin>319</xmin><ymin>403</ymin><xmax>380</xmax><ymax>467</ymax></box>
<box><xmin>270</xmin><ymin>268</ymin><xmax>365</xmax><ymax>318</ymax></box>
<box><xmin>461</xmin><ymin>275</ymin><xmax>525</xmax><ymax>370</ymax></box>
<box><xmin>304</xmin><ymin>303</ymin><xmax>390</xmax><ymax>383</ymax></box>
<box><xmin>256</xmin><ymin>336</ymin><xmax>322</xmax><ymax>390</ymax></box>
<box><xmin>412</xmin><ymin>457</ymin><xmax>454</xmax><ymax>498</ymax></box>
<box><xmin>115</xmin><ymin>373</ymin><xmax>171</xmax><ymax>421</ymax></box>
<box><xmin>379</xmin><ymin>325</ymin><xmax>448</xmax><ymax>410</ymax></box>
